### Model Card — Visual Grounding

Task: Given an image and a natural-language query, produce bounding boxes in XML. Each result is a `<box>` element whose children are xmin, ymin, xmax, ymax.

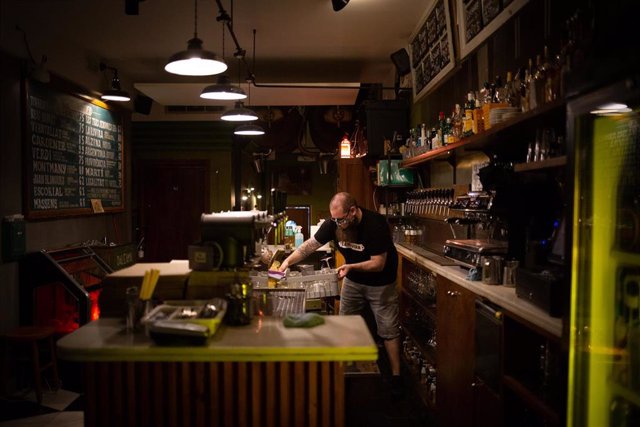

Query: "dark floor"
<box><xmin>346</xmin><ymin>374</ymin><xmax>433</xmax><ymax>427</ymax></box>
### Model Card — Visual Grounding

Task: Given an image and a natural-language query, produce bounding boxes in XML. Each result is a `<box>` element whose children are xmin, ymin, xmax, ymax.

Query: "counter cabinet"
<box><xmin>397</xmin><ymin>251</ymin><xmax>567</xmax><ymax>427</ymax></box>
<box><xmin>57</xmin><ymin>316</ymin><xmax>377</xmax><ymax>427</ymax></box>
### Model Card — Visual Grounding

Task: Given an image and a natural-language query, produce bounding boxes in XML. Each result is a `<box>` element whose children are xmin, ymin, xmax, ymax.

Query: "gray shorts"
<box><xmin>339</xmin><ymin>277</ymin><xmax>400</xmax><ymax>340</ymax></box>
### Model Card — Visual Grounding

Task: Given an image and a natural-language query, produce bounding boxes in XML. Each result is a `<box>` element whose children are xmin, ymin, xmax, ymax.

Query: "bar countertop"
<box><xmin>57</xmin><ymin>315</ymin><xmax>378</xmax><ymax>363</ymax></box>
<box><xmin>396</xmin><ymin>244</ymin><xmax>564</xmax><ymax>338</ymax></box>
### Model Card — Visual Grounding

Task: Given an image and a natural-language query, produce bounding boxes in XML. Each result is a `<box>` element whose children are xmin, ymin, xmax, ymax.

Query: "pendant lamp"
<box><xmin>165</xmin><ymin>0</ymin><xmax>227</xmax><ymax>76</ymax></box>
<box><xmin>234</xmin><ymin>124</ymin><xmax>265</xmax><ymax>136</ymax></box>
<box><xmin>201</xmin><ymin>75</ymin><xmax>247</xmax><ymax>100</ymax></box>
<box><xmin>221</xmin><ymin>101</ymin><xmax>258</xmax><ymax>121</ymax></box>
<box><xmin>332</xmin><ymin>0</ymin><xmax>350</xmax><ymax>12</ymax></box>
<box><xmin>99</xmin><ymin>63</ymin><xmax>130</xmax><ymax>102</ymax></box>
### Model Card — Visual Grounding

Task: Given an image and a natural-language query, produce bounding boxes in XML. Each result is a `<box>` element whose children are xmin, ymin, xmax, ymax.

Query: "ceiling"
<box><xmin>1</xmin><ymin>0</ymin><xmax>432</xmax><ymax>109</ymax></box>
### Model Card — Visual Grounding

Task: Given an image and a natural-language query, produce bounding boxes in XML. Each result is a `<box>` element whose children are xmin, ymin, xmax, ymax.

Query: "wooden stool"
<box><xmin>5</xmin><ymin>326</ymin><xmax>60</xmax><ymax>404</ymax></box>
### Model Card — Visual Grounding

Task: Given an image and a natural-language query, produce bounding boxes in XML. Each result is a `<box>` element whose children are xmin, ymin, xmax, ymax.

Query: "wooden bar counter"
<box><xmin>57</xmin><ymin>315</ymin><xmax>377</xmax><ymax>427</ymax></box>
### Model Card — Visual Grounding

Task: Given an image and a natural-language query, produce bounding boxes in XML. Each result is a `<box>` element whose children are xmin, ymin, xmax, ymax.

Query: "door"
<box><xmin>139</xmin><ymin>160</ymin><xmax>210</xmax><ymax>261</ymax></box>
<box><xmin>337</xmin><ymin>158</ymin><xmax>375</xmax><ymax>211</ymax></box>
<box><xmin>436</xmin><ymin>276</ymin><xmax>476</xmax><ymax>427</ymax></box>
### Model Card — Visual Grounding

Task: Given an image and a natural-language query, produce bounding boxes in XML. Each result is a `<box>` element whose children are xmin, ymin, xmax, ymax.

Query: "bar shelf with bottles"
<box><xmin>402</xmin><ymin>43</ymin><xmax>570</xmax><ymax>169</ymax></box>
<box><xmin>402</xmin><ymin>100</ymin><xmax>565</xmax><ymax>168</ymax></box>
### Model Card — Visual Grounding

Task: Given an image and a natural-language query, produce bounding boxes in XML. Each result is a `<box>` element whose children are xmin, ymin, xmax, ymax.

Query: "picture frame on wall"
<box><xmin>456</xmin><ymin>0</ymin><xmax>529</xmax><ymax>60</ymax></box>
<box><xmin>409</xmin><ymin>0</ymin><xmax>456</xmax><ymax>103</ymax></box>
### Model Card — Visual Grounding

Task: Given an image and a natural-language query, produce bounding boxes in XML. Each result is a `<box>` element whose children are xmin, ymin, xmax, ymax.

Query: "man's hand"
<box><xmin>277</xmin><ymin>260</ymin><xmax>288</xmax><ymax>272</ymax></box>
<box><xmin>337</xmin><ymin>264</ymin><xmax>351</xmax><ymax>279</ymax></box>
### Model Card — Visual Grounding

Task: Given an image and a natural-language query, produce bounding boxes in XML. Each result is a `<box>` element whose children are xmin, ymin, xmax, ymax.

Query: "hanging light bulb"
<box><xmin>165</xmin><ymin>0</ymin><xmax>227</xmax><ymax>76</ymax></box>
<box><xmin>200</xmin><ymin>27</ymin><xmax>245</xmax><ymax>99</ymax></box>
<box><xmin>200</xmin><ymin>75</ymin><xmax>247</xmax><ymax>100</ymax></box>
<box><xmin>221</xmin><ymin>101</ymin><xmax>259</xmax><ymax>121</ymax></box>
<box><xmin>234</xmin><ymin>124</ymin><xmax>265</xmax><ymax>136</ymax></box>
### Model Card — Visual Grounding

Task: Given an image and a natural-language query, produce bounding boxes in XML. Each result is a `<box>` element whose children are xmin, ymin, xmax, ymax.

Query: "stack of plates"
<box><xmin>489</xmin><ymin>107</ymin><xmax>521</xmax><ymax>126</ymax></box>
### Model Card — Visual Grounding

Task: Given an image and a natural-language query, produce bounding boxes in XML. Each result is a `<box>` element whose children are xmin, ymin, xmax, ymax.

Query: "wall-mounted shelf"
<box><xmin>401</xmin><ymin>100</ymin><xmax>566</xmax><ymax>168</ymax></box>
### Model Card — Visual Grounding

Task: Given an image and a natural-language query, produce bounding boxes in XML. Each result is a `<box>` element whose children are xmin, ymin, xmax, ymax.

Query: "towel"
<box><xmin>283</xmin><ymin>312</ymin><xmax>325</xmax><ymax>328</ymax></box>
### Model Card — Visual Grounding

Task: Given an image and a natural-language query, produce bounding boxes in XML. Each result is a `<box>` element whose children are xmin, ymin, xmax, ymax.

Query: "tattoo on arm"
<box><xmin>296</xmin><ymin>238</ymin><xmax>322</xmax><ymax>259</ymax></box>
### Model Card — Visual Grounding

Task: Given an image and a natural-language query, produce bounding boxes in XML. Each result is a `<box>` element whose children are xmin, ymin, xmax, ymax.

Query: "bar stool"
<box><xmin>5</xmin><ymin>326</ymin><xmax>60</xmax><ymax>404</ymax></box>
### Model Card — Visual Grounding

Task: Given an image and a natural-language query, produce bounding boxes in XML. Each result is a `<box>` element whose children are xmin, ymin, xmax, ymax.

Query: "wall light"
<box><xmin>340</xmin><ymin>133</ymin><xmax>351</xmax><ymax>158</ymax></box>
<box><xmin>99</xmin><ymin>62</ymin><xmax>130</xmax><ymax>102</ymax></box>
<box><xmin>165</xmin><ymin>0</ymin><xmax>227</xmax><ymax>76</ymax></box>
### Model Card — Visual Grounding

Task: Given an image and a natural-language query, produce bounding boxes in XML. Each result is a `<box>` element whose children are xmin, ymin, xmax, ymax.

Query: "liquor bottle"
<box><xmin>430</xmin><ymin>127</ymin><xmax>438</xmax><ymax>149</ymax></box>
<box><xmin>444</xmin><ymin>117</ymin><xmax>453</xmax><ymax>145</ymax></box>
<box><xmin>452</xmin><ymin>104</ymin><xmax>463</xmax><ymax>141</ymax></box>
<box><xmin>503</xmin><ymin>71</ymin><xmax>517</xmax><ymax>107</ymax></box>
<box><xmin>463</xmin><ymin>93</ymin><xmax>475</xmax><ymax>136</ymax></box>
<box><xmin>521</xmin><ymin>65</ymin><xmax>531</xmax><ymax>113</ymax></box>
<box><xmin>437</xmin><ymin>112</ymin><xmax>445</xmax><ymax>147</ymax></box>
<box><xmin>473</xmin><ymin>93</ymin><xmax>484</xmax><ymax>134</ymax></box>
<box><xmin>493</xmin><ymin>76</ymin><xmax>503</xmax><ymax>103</ymax></box>
<box><xmin>532</xmin><ymin>54</ymin><xmax>547</xmax><ymax>109</ymax></box>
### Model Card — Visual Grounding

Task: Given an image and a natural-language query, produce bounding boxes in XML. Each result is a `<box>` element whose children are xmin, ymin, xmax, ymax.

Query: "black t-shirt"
<box><xmin>314</xmin><ymin>208</ymin><xmax>398</xmax><ymax>286</ymax></box>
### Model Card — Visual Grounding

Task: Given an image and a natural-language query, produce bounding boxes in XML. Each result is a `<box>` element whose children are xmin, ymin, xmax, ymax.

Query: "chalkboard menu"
<box><xmin>409</xmin><ymin>0</ymin><xmax>455</xmax><ymax>102</ymax></box>
<box><xmin>24</xmin><ymin>79</ymin><xmax>124</xmax><ymax>219</ymax></box>
<box><xmin>456</xmin><ymin>0</ymin><xmax>529</xmax><ymax>59</ymax></box>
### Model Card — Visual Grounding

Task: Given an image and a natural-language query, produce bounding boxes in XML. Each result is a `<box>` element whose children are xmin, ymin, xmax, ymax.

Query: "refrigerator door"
<box><xmin>568</xmin><ymin>77</ymin><xmax>640</xmax><ymax>426</ymax></box>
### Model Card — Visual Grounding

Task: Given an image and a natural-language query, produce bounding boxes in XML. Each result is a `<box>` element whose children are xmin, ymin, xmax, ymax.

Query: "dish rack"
<box><xmin>253</xmin><ymin>288</ymin><xmax>306</xmax><ymax>316</ymax></box>
<box><xmin>251</xmin><ymin>270</ymin><xmax>340</xmax><ymax>300</ymax></box>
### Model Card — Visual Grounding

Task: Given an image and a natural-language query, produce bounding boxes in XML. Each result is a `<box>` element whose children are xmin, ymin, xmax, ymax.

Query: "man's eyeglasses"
<box><xmin>331</xmin><ymin>207</ymin><xmax>353</xmax><ymax>225</ymax></box>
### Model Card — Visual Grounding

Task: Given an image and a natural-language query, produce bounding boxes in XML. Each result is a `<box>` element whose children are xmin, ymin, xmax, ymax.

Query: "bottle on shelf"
<box><xmin>502</xmin><ymin>71</ymin><xmax>517</xmax><ymax>107</ymax></box>
<box><xmin>521</xmin><ymin>65</ymin><xmax>532</xmax><ymax>113</ymax></box>
<box><xmin>452</xmin><ymin>104</ymin><xmax>463</xmax><ymax>141</ymax></box>
<box><xmin>463</xmin><ymin>92</ymin><xmax>475</xmax><ymax>136</ymax></box>
<box><xmin>473</xmin><ymin>93</ymin><xmax>484</xmax><ymax>134</ymax></box>
<box><xmin>444</xmin><ymin>117</ymin><xmax>453</xmax><ymax>145</ymax></box>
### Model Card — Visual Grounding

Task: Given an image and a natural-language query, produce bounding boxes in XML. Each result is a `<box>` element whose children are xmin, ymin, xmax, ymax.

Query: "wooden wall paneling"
<box><xmin>334</xmin><ymin>362</ymin><xmax>345</xmax><ymax>427</ymax></box>
<box><xmin>308</xmin><ymin>361</ymin><xmax>319</xmax><ymax>427</ymax></box>
<box><xmin>279</xmin><ymin>362</ymin><xmax>291</xmax><ymax>427</ymax></box>
<box><xmin>321</xmin><ymin>362</ymin><xmax>331</xmax><ymax>427</ymax></box>
<box><xmin>167</xmin><ymin>362</ymin><xmax>178</xmax><ymax>427</ymax></box>
<box><xmin>294</xmin><ymin>362</ymin><xmax>306</xmax><ymax>426</ymax></box>
<box><xmin>223</xmin><ymin>362</ymin><xmax>234</xmax><ymax>427</ymax></box>
<box><xmin>97</xmin><ymin>363</ymin><xmax>110</xmax><ymax>427</ymax></box>
<box><xmin>266</xmin><ymin>362</ymin><xmax>276</xmax><ymax>427</ymax></box>
<box><xmin>112</xmin><ymin>362</ymin><xmax>124</xmax><ymax>425</ymax></box>
<box><xmin>180</xmin><ymin>362</ymin><xmax>191</xmax><ymax>426</ymax></box>
<box><xmin>237</xmin><ymin>362</ymin><xmax>248</xmax><ymax>427</ymax></box>
<box><xmin>208</xmin><ymin>362</ymin><xmax>220</xmax><ymax>427</ymax></box>
<box><xmin>126</xmin><ymin>362</ymin><xmax>137</xmax><ymax>427</ymax></box>
<box><xmin>194</xmin><ymin>362</ymin><xmax>206</xmax><ymax>427</ymax></box>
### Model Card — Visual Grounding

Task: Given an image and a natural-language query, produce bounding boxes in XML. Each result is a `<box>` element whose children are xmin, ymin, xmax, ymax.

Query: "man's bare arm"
<box><xmin>278</xmin><ymin>238</ymin><xmax>323</xmax><ymax>271</ymax></box>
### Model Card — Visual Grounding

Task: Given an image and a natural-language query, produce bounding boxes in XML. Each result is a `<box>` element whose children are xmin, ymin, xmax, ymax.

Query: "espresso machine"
<box><xmin>443</xmin><ymin>191</ymin><xmax>509</xmax><ymax>269</ymax></box>
<box><xmin>189</xmin><ymin>211</ymin><xmax>273</xmax><ymax>270</ymax></box>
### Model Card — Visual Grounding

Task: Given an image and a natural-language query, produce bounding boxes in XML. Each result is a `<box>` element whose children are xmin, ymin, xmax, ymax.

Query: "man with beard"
<box><xmin>278</xmin><ymin>192</ymin><xmax>403</xmax><ymax>397</ymax></box>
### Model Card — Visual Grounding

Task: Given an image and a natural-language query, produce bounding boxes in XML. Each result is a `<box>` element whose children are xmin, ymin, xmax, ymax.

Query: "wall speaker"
<box><xmin>390</xmin><ymin>48</ymin><xmax>411</xmax><ymax>77</ymax></box>
<box><xmin>134</xmin><ymin>95</ymin><xmax>153</xmax><ymax>115</ymax></box>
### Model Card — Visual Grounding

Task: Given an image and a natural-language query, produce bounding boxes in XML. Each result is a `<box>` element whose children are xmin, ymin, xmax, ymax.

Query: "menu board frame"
<box><xmin>22</xmin><ymin>77</ymin><xmax>125</xmax><ymax>219</ymax></box>
<box><xmin>456</xmin><ymin>0</ymin><xmax>529</xmax><ymax>60</ymax></box>
<box><xmin>409</xmin><ymin>0</ymin><xmax>456</xmax><ymax>103</ymax></box>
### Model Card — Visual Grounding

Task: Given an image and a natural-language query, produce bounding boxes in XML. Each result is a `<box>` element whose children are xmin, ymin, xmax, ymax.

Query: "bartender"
<box><xmin>278</xmin><ymin>192</ymin><xmax>403</xmax><ymax>397</ymax></box>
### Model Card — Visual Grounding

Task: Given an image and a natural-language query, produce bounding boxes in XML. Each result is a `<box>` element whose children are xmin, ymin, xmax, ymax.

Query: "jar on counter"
<box><xmin>404</xmin><ymin>225</ymin><xmax>423</xmax><ymax>246</ymax></box>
